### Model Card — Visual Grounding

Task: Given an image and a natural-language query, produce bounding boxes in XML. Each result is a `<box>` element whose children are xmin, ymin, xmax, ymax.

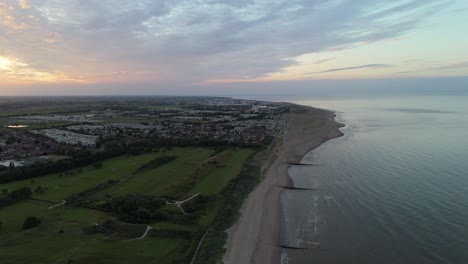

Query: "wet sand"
<box><xmin>224</xmin><ymin>106</ymin><xmax>344</xmax><ymax>264</ymax></box>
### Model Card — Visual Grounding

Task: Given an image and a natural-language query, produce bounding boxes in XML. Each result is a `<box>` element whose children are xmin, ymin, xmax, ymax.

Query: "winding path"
<box><xmin>189</xmin><ymin>229</ymin><xmax>211</xmax><ymax>264</ymax></box>
<box><xmin>48</xmin><ymin>200</ymin><xmax>66</xmax><ymax>209</ymax></box>
<box><xmin>167</xmin><ymin>193</ymin><xmax>200</xmax><ymax>215</ymax></box>
<box><xmin>124</xmin><ymin>226</ymin><xmax>153</xmax><ymax>242</ymax></box>
<box><xmin>204</xmin><ymin>155</ymin><xmax>219</xmax><ymax>162</ymax></box>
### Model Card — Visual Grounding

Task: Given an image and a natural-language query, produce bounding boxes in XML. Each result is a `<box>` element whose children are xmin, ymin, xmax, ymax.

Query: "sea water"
<box><xmin>278</xmin><ymin>95</ymin><xmax>468</xmax><ymax>264</ymax></box>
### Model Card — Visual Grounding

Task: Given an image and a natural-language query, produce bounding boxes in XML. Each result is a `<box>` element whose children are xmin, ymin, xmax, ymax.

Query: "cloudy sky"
<box><xmin>0</xmin><ymin>0</ymin><xmax>467</xmax><ymax>95</ymax></box>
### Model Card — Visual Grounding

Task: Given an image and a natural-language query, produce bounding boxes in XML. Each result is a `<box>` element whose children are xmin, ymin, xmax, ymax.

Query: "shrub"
<box><xmin>23</xmin><ymin>216</ymin><xmax>41</xmax><ymax>230</ymax></box>
<box><xmin>149</xmin><ymin>229</ymin><xmax>192</xmax><ymax>238</ymax></box>
<box><xmin>0</xmin><ymin>186</ymin><xmax>32</xmax><ymax>209</ymax></box>
<box><xmin>181</xmin><ymin>195</ymin><xmax>210</xmax><ymax>213</ymax></box>
<box><xmin>83</xmin><ymin>220</ymin><xmax>117</xmax><ymax>234</ymax></box>
<box><xmin>109</xmin><ymin>194</ymin><xmax>169</xmax><ymax>224</ymax></box>
<box><xmin>8</xmin><ymin>187</ymin><xmax>32</xmax><ymax>201</ymax></box>
<box><xmin>0</xmin><ymin>196</ymin><xmax>15</xmax><ymax>208</ymax></box>
<box><xmin>34</xmin><ymin>185</ymin><xmax>46</xmax><ymax>194</ymax></box>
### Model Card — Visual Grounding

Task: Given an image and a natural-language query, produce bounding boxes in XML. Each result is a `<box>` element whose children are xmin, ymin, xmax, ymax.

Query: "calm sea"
<box><xmin>260</xmin><ymin>94</ymin><xmax>468</xmax><ymax>264</ymax></box>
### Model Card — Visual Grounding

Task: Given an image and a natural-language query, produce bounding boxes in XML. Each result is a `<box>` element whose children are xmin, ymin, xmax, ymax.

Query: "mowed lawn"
<box><xmin>192</xmin><ymin>148</ymin><xmax>254</xmax><ymax>195</ymax></box>
<box><xmin>96</xmin><ymin>148</ymin><xmax>214</xmax><ymax>199</ymax></box>
<box><xmin>0</xmin><ymin>153</ymin><xmax>162</xmax><ymax>202</ymax></box>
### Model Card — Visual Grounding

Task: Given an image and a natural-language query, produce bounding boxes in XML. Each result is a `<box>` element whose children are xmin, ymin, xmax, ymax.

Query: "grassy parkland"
<box><xmin>0</xmin><ymin>147</ymin><xmax>254</xmax><ymax>264</ymax></box>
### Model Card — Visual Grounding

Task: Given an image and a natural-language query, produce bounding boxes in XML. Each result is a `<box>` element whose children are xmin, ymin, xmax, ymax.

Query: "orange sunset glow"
<box><xmin>0</xmin><ymin>0</ymin><xmax>467</xmax><ymax>94</ymax></box>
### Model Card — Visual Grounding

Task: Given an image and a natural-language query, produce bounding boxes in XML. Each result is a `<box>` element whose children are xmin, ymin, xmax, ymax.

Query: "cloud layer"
<box><xmin>0</xmin><ymin>0</ymin><xmax>452</xmax><ymax>84</ymax></box>
<box><xmin>308</xmin><ymin>64</ymin><xmax>393</xmax><ymax>74</ymax></box>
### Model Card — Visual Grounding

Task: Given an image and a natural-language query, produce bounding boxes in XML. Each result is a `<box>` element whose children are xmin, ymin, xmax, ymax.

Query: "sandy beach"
<box><xmin>223</xmin><ymin>105</ymin><xmax>344</xmax><ymax>264</ymax></box>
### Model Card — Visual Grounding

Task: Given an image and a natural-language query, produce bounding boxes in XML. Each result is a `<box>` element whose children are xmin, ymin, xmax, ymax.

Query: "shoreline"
<box><xmin>223</xmin><ymin>105</ymin><xmax>344</xmax><ymax>264</ymax></box>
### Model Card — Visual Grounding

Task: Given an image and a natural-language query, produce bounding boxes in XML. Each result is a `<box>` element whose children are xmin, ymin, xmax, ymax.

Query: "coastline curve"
<box><xmin>223</xmin><ymin>105</ymin><xmax>344</xmax><ymax>264</ymax></box>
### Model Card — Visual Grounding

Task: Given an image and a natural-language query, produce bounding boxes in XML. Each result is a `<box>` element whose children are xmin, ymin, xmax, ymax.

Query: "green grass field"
<box><xmin>192</xmin><ymin>149</ymin><xmax>254</xmax><ymax>195</ymax></box>
<box><xmin>97</xmin><ymin>148</ymin><xmax>213</xmax><ymax>199</ymax></box>
<box><xmin>0</xmin><ymin>147</ymin><xmax>254</xmax><ymax>264</ymax></box>
<box><xmin>0</xmin><ymin>200</ymin><xmax>183</xmax><ymax>264</ymax></box>
<box><xmin>0</xmin><ymin>153</ymin><xmax>163</xmax><ymax>202</ymax></box>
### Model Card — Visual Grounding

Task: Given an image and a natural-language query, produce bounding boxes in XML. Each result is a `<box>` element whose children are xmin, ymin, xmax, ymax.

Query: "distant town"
<box><xmin>0</xmin><ymin>97</ymin><xmax>288</xmax><ymax>167</ymax></box>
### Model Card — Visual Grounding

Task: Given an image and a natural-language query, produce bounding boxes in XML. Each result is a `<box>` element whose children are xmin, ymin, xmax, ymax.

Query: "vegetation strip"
<box><xmin>190</xmin><ymin>229</ymin><xmax>211</xmax><ymax>264</ymax></box>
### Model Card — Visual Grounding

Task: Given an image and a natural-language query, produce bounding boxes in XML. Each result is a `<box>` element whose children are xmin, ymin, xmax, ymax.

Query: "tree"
<box><xmin>34</xmin><ymin>186</ymin><xmax>45</xmax><ymax>194</ymax></box>
<box><xmin>83</xmin><ymin>220</ymin><xmax>116</xmax><ymax>234</ymax></box>
<box><xmin>8</xmin><ymin>162</ymin><xmax>15</xmax><ymax>170</ymax></box>
<box><xmin>8</xmin><ymin>187</ymin><xmax>32</xmax><ymax>201</ymax></box>
<box><xmin>134</xmin><ymin>207</ymin><xmax>152</xmax><ymax>222</ymax></box>
<box><xmin>0</xmin><ymin>196</ymin><xmax>14</xmax><ymax>208</ymax></box>
<box><xmin>23</xmin><ymin>216</ymin><xmax>41</xmax><ymax>230</ymax></box>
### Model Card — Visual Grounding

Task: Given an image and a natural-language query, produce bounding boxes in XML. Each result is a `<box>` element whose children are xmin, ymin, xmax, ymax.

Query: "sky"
<box><xmin>0</xmin><ymin>0</ymin><xmax>467</xmax><ymax>95</ymax></box>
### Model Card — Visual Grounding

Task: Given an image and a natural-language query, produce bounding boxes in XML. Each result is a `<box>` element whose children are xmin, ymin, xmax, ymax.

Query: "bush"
<box><xmin>149</xmin><ymin>229</ymin><xmax>192</xmax><ymax>238</ymax></box>
<box><xmin>0</xmin><ymin>186</ymin><xmax>32</xmax><ymax>209</ymax></box>
<box><xmin>23</xmin><ymin>216</ymin><xmax>41</xmax><ymax>230</ymax></box>
<box><xmin>8</xmin><ymin>187</ymin><xmax>32</xmax><ymax>201</ymax></box>
<box><xmin>0</xmin><ymin>196</ymin><xmax>15</xmax><ymax>208</ymax></box>
<box><xmin>181</xmin><ymin>195</ymin><xmax>210</xmax><ymax>213</ymax></box>
<box><xmin>109</xmin><ymin>194</ymin><xmax>169</xmax><ymax>224</ymax></box>
<box><xmin>34</xmin><ymin>185</ymin><xmax>47</xmax><ymax>194</ymax></box>
<box><xmin>83</xmin><ymin>220</ymin><xmax>117</xmax><ymax>234</ymax></box>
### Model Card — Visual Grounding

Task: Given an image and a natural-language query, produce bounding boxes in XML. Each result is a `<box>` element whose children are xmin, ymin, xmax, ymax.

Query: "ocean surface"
<box><xmin>257</xmin><ymin>95</ymin><xmax>468</xmax><ymax>264</ymax></box>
